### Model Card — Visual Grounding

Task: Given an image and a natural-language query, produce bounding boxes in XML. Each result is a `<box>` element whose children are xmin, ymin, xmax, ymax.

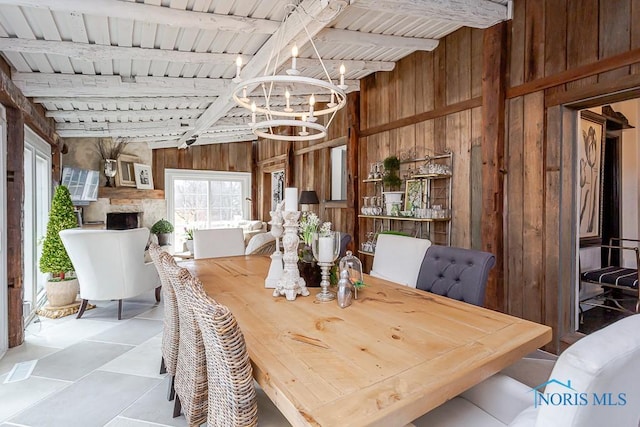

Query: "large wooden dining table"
<box><xmin>182</xmin><ymin>255</ymin><xmax>552</xmax><ymax>427</ymax></box>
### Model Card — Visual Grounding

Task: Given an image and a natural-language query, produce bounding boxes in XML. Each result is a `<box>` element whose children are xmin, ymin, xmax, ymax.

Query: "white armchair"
<box><xmin>370</xmin><ymin>234</ymin><xmax>431</xmax><ymax>287</ymax></box>
<box><xmin>412</xmin><ymin>314</ymin><xmax>640</xmax><ymax>427</ymax></box>
<box><xmin>60</xmin><ymin>227</ymin><xmax>160</xmax><ymax>320</ymax></box>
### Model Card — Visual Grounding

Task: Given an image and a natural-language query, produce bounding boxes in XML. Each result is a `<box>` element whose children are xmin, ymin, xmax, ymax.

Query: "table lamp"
<box><xmin>299</xmin><ymin>190</ymin><xmax>319</xmax><ymax>212</ymax></box>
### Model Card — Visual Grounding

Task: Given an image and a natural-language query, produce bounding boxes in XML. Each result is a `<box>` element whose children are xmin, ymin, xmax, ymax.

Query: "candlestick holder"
<box><xmin>311</xmin><ymin>231</ymin><xmax>340</xmax><ymax>302</ymax></box>
<box><xmin>316</xmin><ymin>261</ymin><xmax>335</xmax><ymax>302</ymax></box>
<box><xmin>265</xmin><ymin>206</ymin><xmax>284</xmax><ymax>288</ymax></box>
<box><xmin>273</xmin><ymin>210</ymin><xmax>309</xmax><ymax>300</ymax></box>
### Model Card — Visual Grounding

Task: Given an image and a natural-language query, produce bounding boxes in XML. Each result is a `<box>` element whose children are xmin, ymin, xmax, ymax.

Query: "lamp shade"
<box><xmin>299</xmin><ymin>190</ymin><xmax>319</xmax><ymax>205</ymax></box>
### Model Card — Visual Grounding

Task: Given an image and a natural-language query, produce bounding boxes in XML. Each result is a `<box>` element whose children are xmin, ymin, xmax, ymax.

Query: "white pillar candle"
<box><xmin>318</xmin><ymin>236</ymin><xmax>333</xmax><ymax>262</ymax></box>
<box><xmin>284</xmin><ymin>187</ymin><xmax>298</xmax><ymax>212</ymax></box>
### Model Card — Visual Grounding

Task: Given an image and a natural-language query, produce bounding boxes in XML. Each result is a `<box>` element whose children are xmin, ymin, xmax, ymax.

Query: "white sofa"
<box><xmin>412</xmin><ymin>314</ymin><xmax>640</xmax><ymax>427</ymax></box>
<box><xmin>60</xmin><ymin>227</ymin><xmax>160</xmax><ymax>320</ymax></box>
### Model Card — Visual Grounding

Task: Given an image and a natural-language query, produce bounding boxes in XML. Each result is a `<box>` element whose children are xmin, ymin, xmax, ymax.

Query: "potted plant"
<box><xmin>39</xmin><ymin>185</ymin><xmax>79</xmax><ymax>307</ymax></box>
<box><xmin>184</xmin><ymin>227</ymin><xmax>195</xmax><ymax>253</ymax></box>
<box><xmin>382</xmin><ymin>155</ymin><xmax>403</xmax><ymax>215</ymax></box>
<box><xmin>151</xmin><ymin>218</ymin><xmax>174</xmax><ymax>246</ymax></box>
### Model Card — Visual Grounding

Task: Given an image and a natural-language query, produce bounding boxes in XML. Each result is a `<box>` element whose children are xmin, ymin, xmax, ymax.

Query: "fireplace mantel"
<box><xmin>98</xmin><ymin>187</ymin><xmax>164</xmax><ymax>200</ymax></box>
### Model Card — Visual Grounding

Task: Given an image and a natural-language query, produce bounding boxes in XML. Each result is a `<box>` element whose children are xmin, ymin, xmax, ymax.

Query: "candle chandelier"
<box><xmin>232</xmin><ymin>3</ymin><xmax>347</xmax><ymax>142</ymax></box>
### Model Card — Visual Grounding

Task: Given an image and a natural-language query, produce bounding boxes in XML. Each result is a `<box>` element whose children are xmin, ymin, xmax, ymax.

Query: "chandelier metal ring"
<box><xmin>253</xmin><ymin>119</ymin><xmax>327</xmax><ymax>141</ymax></box>
<box><xmin>233</xmin><ymin>75</ymin><xmax>346</xmax><ymax>118</ymax></box>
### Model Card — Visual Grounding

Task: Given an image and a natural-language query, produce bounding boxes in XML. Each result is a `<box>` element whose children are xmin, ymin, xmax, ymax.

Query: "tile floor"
<box><xmin>0</xmin><ymin>290</ymin><xmax>189</xmax><ymax>427</ymax></box>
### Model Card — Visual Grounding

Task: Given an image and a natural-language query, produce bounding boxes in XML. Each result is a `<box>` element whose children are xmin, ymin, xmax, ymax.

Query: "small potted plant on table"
<box><xmin>39</xmin><ymin>185</ymin><xmax>79</xmax><ymax>307</ymax></box>
<box><xmin>151</xmin><ymin>218</ymin><xmax>174</xmax><ymax>246</ymax></box>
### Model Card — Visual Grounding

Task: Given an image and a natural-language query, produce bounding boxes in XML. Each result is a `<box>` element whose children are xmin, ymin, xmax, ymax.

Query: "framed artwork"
<box><xmin>271</xmin><ymin>170</ymin><xmax>284</xmax><ymax>211</ymax></box>
<box><xmin>579</xmin><ymin>110</ymin><xmax>606</xmax><ymax>246</ymax></box>
<box><xmin>133</xmin><ymin>163</ymin><xmax>154</xmax><ymax>190</ymax></box>
<box><xmin>404</xmin><ymin>179</ymin><xmax>424</xmax><ymax>212</ymax></box>
<box><xmin>116</xmin><ymin>154</ymin><xmax>138</xmax><ymax>187</ymax></box>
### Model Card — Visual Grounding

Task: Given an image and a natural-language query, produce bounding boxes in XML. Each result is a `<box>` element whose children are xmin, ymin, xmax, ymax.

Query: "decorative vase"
<box><xmin>45</xmin><ymin>278</ymin><xmax>79</xmax><ymax>307</ymax></box>
<box><xmin>383</xmin><ymin>191</ymin><xmax>404</xmax><ymax>215</ymax></box>
<box><xmin>298</xmin><ymin>243</ymin><xmax>321</xmax><ymax>287</ymax></box>
<box><xmin>185</xmin><ymin>239</ymin><xmax>194</xmax><ymax>253</ymax></box>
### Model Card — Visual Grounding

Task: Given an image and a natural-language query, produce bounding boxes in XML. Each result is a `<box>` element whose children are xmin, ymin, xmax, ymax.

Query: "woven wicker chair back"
<box><xmin>148</xmin><ymin>244</ymin><xmax>179</xmax><ymax>376</ymax></box>
<box><xmin>161</xmin><ymin>258</ymin><xmax>208</xmax><ymax>426</ymax></box>
<box><xmin>187</xmin><ymin>279</ymin><xmax>258</xmax><ymax>427</ymax></box>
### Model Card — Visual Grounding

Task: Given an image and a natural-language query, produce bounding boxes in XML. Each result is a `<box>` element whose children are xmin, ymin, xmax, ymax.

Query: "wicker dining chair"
<box><xmin>148</xmin><ymin>243</ymin><xmax>179</xmax><ymax>401</ymax></box>
<box><xmin>161</xmin><ymin>258</ymin><xmax>208</xmax><ymax>427</ymax></box>
<box><xmin>186</xmin><ymin>277</ymin><xmax>291</xmax><ymax>427</ymax></box>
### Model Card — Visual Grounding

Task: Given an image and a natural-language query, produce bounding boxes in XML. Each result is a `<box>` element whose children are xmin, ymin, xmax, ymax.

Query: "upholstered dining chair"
<box><xmin>161</xmin><ymin>258</ymin><xmax>208</xmax><ymax>426</ymax></box>
<box><xmin>148</xmin><ymin>243</ymin><xmax>179</xmax><ymax>401</ymax></box>
<box><xmin>416</xmin><ymin>245</ymin><xmax>496</xmax><ymax>306</ymax></box>
<box><xmin>186</xmin><ymin>275</ymin><xmax>291</xmax><ymax>426</ymax></box>
<box><xmin>193</xmin><ymin>228</ymin><xmax>245</xmax><ymax>259</ymax></box>
<box><xmin>411</xmin><ymin>314</ymin><xmax>640</xmax><ymax>427</ymax></box>
<box><xmin>339</xmin><ymin>233</ymin><xmax>352</xmax><ymax>257</ymax></box>
<box><xmin>370</xmin><ymin>234</ymin><xmax>431</xmax><ymax>287</ymax></box>
<box><xmin>245</xmin><ymin>232</ymin><xmax>276</xmax><ymax>255</ymax></box>
<box><xmin>59</xmin><ymin>227</ymin><xmax>160</xmax><ymax>320</ymax></box>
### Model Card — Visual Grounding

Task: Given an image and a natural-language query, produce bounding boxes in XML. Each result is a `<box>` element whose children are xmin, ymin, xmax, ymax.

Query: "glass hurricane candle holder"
<box><xmin>311</xmin><ymin>231</ymin><xmax>340</xmax><ymax>302</ymax></box>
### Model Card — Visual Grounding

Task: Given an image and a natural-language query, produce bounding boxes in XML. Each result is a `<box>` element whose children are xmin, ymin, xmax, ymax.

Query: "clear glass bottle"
<box><xmin>339</xmin><ymin>250</ymin><xmax>364</xmax><ymax>299</ymax></box>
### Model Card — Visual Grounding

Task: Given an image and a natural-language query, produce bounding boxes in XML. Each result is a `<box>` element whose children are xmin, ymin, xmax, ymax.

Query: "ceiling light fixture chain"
<box><xmin>232</xmin><ymin>1</ymin><xmax>348</xmax><ymax>142</ymax></box>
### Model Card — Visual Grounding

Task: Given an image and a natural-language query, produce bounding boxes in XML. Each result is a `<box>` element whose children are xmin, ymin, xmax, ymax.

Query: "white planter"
<box><xmin>45</xmin><ymin>278</ymin><xmax>79</xmax><ymax>307</ymax></box>
<box><xmin>185</xmin><ymin>239</ymin><xmax>194</xmax><ymax>253</ymax></box>
<box><xmin>383</xmin><ymin>191</ymin><xmax>404</xmax><ymax>215</ymax></box>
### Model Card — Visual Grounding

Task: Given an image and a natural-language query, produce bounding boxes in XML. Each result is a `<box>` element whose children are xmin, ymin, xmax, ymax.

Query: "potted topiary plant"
<box><xmin>39</xmin><ymin>185</ymin><xmax>80</xmax><ymax>307</ymax></box>
<box><xmin>382</xmin><ymin>155</ymin><xmax>403</xmax><ymax>215</ymax></box>
<box><xmin>151</xmin><ymin>218</ymin><xmax>174</xmax><ymax>246</ymax></box>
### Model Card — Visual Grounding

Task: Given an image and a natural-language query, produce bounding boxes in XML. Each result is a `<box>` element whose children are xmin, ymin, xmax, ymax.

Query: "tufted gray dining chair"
<box><xmin>416</xmin><ymin>245</ymin><xmax>496</xmax><ymax>306</ymax></box>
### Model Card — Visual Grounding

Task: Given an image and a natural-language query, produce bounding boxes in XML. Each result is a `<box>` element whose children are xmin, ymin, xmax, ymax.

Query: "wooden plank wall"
<box><xmin>358</xmin><ymin>28</ymin><xmax>484</xmax><ymax>272</ymax></box>
<box><xmin>358</xmin><ymin>0</ymin><xmax>640</xmax><ymax>351</ymax></box>
<box><xmin>505</xmin><ymin>0</ymin><xmax>640</xmax><ymax>349</ymax></box>
<box><xmin>152</xmin><ymin>141</ymin><xmax>253</xmax><ymax>192</ymax></box>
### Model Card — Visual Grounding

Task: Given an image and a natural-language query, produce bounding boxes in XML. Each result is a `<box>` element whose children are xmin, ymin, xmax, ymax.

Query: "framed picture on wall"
<box><xmin>116</xmin><ymin>154</ymin><xmax>138</xmax><ymax>187</ymax></box>
<box><xmin>271</xmin><ymin>170</ymin><xmax>284</xmax><ymax>211</ymax></box>
<box><xmin>404</xmin><ymin>179</ymin><xmax>424</xmax><ymax>212</ymax></box>
<box><xmin>134</xmin><ymin>163</ymin><xmax>154</xmax><ymax>190</ymax></box>
<box><xmin>579</xmin><ymin>110</ymin><xmax>606</xmax><ymax>246</ymax></box>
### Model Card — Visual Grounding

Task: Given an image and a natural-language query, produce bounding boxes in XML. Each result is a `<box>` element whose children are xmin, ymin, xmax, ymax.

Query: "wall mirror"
<box><xmin>330</xmin><ymin>145</ymin><xmax>347</xmax><ymax>201</ymax></box>
<box><xmin>116</xmin><ymin>154</ymin><xmax>138</xmax><ymax>187</ymax></box>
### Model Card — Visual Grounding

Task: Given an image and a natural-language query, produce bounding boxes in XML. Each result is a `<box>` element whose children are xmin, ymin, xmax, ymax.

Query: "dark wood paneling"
<box><xmin>482</xmin><ymin>22</ymin><xmax>508</xmax><ymax>312</ymax></box>
<box><xmin>598</xmin><ymin>0</ymin><xmax>631</xmax><ymax>81</ymax></box>
<box><xmin>152</xmin><ymin>142</ymin><xmax>253</xmax><ymax>191</ymax></box>
<box><xmin>6</xmin><ymin>107</ymin><xmax>24</xmax><ymax>347</ymax></box>
<box><xmin>566</xmin><ymin>0</ymin><xmax>599</xmax><ymax>89</ymax></box>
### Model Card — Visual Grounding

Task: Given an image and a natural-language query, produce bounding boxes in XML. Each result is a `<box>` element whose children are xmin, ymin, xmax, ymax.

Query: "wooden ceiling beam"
<box><xmin>0</xmin><ymin>0</ymin><xmax>280</xmax><ymax>34</ymax></box>
<box><xmin>46</xmin><ymin>108</ymin><xmax>205</xmax><ymax>121</ymax></box>
<box><xmin>349</xmin><ymin>0</ymin><xmax>508</xmax><ymax>28</ymax></box>
<box><xmin>15</xmin><ymin>72</ymin><xmax>359</xmax><ymax>98</ymax></box>
<box><xmin>33</xmin><ymin>96</ymin><xmax>213</xmax><ymax>105</ymax></box>
<box><xmin>0</xmin><ymin>38</ymin><xmax>395</xmax><ymax>73</ymax></box>
<box><xmin>317</xmin><ymin>28</ymin><xmax>439</xmax><ymax>51</ymax></box>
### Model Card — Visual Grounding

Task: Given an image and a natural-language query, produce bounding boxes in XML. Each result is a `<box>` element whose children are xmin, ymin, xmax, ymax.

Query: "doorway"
<box><xmin>574</xmin><ymin>100</ymin><xmax>639</xmax><ymax>334</ymax></box>
<box><xmin>23</xmin><ymin>126</ymin><xmax>52</xmax><ymax>324</ymax></box>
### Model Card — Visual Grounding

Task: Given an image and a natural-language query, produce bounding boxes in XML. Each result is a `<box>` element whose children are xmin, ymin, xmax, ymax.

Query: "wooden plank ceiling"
<box><xmin>0</xmin><ymin>0</ymin><xmax>509</xmax><ymax>148</ymax></box>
